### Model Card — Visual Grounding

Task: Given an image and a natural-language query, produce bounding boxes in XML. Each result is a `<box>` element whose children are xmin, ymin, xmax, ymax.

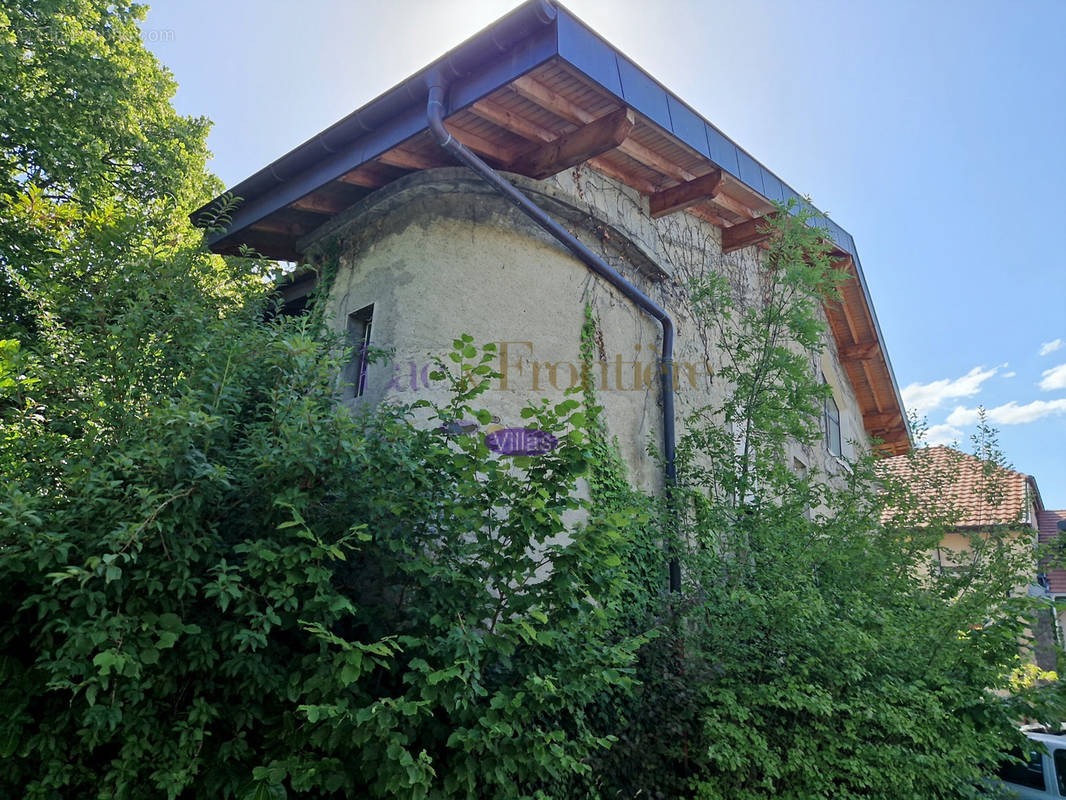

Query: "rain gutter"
<box><xmin>426</xmin><ymin>78</ymin><xmax>681</xmax><ymax>592</ymax></box>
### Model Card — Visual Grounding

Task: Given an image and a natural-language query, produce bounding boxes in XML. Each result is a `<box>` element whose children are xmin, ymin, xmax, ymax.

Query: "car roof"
<box><xmin>1025</xmin><ymin>731</ymin><xmax>1066</xmax><ymax>747</ymax></box>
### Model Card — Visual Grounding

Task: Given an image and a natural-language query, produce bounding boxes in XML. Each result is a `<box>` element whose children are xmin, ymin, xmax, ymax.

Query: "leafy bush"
<box><xmin>3</xmin><ymin>2</ymin><xmax>1062</xmax><ymax>796</ymax></box>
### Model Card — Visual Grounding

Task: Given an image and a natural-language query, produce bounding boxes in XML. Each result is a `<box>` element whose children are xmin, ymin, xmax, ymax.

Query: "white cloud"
<box><xmin>901</xmin><ymin>365</ymin><xmax>1000</xmax><ymax>417</ymax></box>
<box><xmin>1039</xmin><ymin>363</ymin><xmax>1066</xmax><ymax>391</ymax></box>
<box><xmin>946</xmin><ymin>398</ymin><xmax>1066</xmax><ymax>427</ymax></box>
<box><xmin>923</xmin><ymin>424</ymin><xmax>964</xmax><ymax>446</ymax></box>
<box><xmin>1003</xmin><ymin>371</ymin><xmax>1016</xmax><ymax>379</ymax></box>
<box><xmin>1040</xmin><ymin>338</ymin><xmax>1063</xmax><ymax>356</ymax></box>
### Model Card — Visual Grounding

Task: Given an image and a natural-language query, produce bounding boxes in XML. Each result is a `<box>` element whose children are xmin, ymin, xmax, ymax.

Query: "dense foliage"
<box><xmin>0</xmin><ymin>0</ymin><xmax>217</xmax><ymax>339</ymax></box>
<box><xmin>577</xmin><ymin>208</ymin><xmax>1064</xmax><ymax>800</ymax></box>
<box><xmin>2</xmin><ymin>1</ymin><xmax>1063</xmax><ymax>797</ymax></box>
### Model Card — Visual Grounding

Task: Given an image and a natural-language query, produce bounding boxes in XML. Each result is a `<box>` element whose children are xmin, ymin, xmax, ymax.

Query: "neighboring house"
<box><xmin>192</xmin><ymin>0</ymin><xmax>909</xmax><ymax>493</ymax></box>
<box><xmin>879</xmin><ymin>446</ymin><xmax>1060</xmax><ymax>667</ymax></box>
<box><xmin>1039</xmin><ymin>509</ymin><xmax>1066</xmax><ymax>643</ymax></box>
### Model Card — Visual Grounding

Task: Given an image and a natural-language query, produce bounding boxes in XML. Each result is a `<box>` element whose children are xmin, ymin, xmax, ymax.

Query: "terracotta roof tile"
<box><xmin>1038</xmin><ymin>510</ymin><xmax>1066</xmax><ymax>594</ymax></box>
<box><xmin>878</xmin><ymin>445</ymin><xmax>1035</xmax><ymax>528</ymax></box>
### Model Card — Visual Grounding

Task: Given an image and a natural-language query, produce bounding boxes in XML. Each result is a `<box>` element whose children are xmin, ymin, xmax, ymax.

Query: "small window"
<box><xmin>824</xmin><ymin>391</ymin><xmax>841</xmax><ymax>457</ymax></box>
<box><xmin>996</xmin><ymin>746</ymin><xmax>1046</xmax><ymax>791</ymax></box>
<box><xmin>345</xmin><ymin>304</ymin><xmax>374</xmax><ymax>399</ymax></box>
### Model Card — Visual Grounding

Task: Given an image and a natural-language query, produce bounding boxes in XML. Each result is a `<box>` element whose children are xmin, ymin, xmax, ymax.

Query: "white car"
<box><xmin>994</xmin><ymin>729</ymin><xmax>1066</xmax><ymax>798</ymax></box>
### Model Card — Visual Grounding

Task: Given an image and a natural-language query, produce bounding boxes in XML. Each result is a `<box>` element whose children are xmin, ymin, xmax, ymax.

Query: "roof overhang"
<box><xmin>192</xmin><ymin>0</ymin><xmax>910</xmax><ymax>455</ymax></box>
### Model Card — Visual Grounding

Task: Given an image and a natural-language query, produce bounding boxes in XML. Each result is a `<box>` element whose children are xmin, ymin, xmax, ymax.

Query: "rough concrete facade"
<box><xmin>301</xmin><ymin>166</ymin><xmax>866</xmax><ymax>491</ymax></box>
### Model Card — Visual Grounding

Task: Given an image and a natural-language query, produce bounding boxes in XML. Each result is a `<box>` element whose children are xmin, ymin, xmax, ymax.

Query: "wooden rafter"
<box><xmin>510</xmin><ymin>76</ymin><xmax>760</xmax><ymax>220</ymax></box>
<box><xmin>509</xmin><ymin>108</ymin><xmax>635</xmax><ymax>180</ymax></box>
<box><xmin>831</xmin><ymin>254</ymin><xmax>854</xmax><ymax>273</ymax></box>
<box><xmin>582</xmin><ymin>156</ymin><xmax>659</xmax><ymax>194</ymax></box>
<box><xmin>511</xmin><ymin>75</ymin><xmax>593</xmax><ymax>127</ymax></box>
<box><xmin>471</xmin><ymin>97</ymin><xmax>560</xmax><ymax>142</ymax></box>
<box><xmin>338</xmin><ymin>161</ymin><xmax>408</xmax><ymax>188</ymax></box>
<box><xmin>859</xmin><ymin>359</ymin><xmax>885</xmax><ymax>414</ymax></box>
<box><xmin>838</xmin><ymin>341</ymin><xmax>881</xmax><ymax>361</ymax></box>
<box><xmin>685</xmin><ymin>204</ymin><xmax>734</xmax><ymax>229</ymax></box>
<box><xmin>471</xmin><ymin>98</ymin><xmax>650</xmax><ymax>190</ymax></box>
<box><xmin>721</xmin><ymin>213</ymin><xmax>778</xmax><ymax>253</ymax></box>
<box><xmin>650</xmin><ymin>169</ymin><xmax>723</xmax><ymax>218</ymax></box>
<box><xmin>863</xmin><ymin>411</ymin><xmax>903</xmax><ymax>431</ymax></box>
<box><xmin>447</xmin><ymin>124</ymin><xmax>525</xmax><ymax>165</ymax></box>
<box><xmin>376</xmin><ymin>147</ymin><xmax>453</xmax><ymax>171</ymax></box>
<box><xmin>290</xmin><ymin>192</ymin><xmax>356</xmax><ymax>215</ymax></box>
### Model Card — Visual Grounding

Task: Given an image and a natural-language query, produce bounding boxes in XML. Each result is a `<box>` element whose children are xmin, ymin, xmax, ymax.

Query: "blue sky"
<box><xmin>142</xmin><ymin>0</ymin><xmax>1066</xmax><ymax>505</ymax></box>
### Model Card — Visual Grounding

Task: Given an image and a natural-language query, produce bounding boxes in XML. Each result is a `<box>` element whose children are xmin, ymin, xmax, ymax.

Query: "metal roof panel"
<box><xmin>555</xmin><ymin>12</ymin><xmax>622</xmax><ymax>96</ymax></box>
<box><xmin>666</xmin><ymin>95</ymin><xmax>712</xmax><ymax>159</ymax></box>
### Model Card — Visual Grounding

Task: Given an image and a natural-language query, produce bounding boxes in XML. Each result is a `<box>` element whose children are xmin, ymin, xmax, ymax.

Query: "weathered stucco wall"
<box><xmin>301</xmin><ymin>166</ymin><xmax>868</xmax><ymax>491</ymax></box>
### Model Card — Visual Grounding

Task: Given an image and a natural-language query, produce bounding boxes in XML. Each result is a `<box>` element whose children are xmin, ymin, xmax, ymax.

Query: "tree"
<box><xmin>0</xmin><ymin>0</ymin><xmax>217</xmax><ymax>339</ymax></box>
<box><xmin>586</xmin><ymin>205</ymin><xmax>1065</xmax><ymax>799</ymax></box>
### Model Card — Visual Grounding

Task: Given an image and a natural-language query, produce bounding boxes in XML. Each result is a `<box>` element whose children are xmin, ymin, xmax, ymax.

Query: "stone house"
<box><xmin>193</xmin><ymin>0</ymin><xmax>910</xmax><ymax>497</ymax></box>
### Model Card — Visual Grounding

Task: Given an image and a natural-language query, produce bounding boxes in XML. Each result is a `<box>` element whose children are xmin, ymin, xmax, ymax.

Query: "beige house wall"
<box><xmin>302</xmin><ymin>166</ymin><xmax>868</xmax><ymax>492</ymax></box>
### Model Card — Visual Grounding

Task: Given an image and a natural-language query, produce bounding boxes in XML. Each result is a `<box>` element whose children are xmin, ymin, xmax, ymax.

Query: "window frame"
<box><xmin>823</xmin><ymin>381</ymin><xmax>841</xmax><ymax>458</ymax></box>
<box><xmin>345</xmin><ymin>304</ymin><xmax>374</xmax><ymax>399</ymax></box>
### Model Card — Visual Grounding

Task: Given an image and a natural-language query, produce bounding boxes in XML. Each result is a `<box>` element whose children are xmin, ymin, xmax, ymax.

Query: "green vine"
<box><xmin>578</xmin><ymin>304</ymin><xmax>630</xmax><ymax>509</ymax></box>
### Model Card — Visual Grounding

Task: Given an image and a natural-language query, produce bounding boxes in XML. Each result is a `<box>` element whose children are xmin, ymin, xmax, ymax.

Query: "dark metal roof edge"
<box><xmin>553</xmin><ymin>5</ymin><xmax>825</xmax><ymax>233</ymax></box>
<box><xmin>549</xmin><ymin>4</ymin><xmax>909</xmax><ymax>446</ymax></box>
<box><xmin>199</xmin><ymin>0</ymin><xmax>853</xmax><ymax>256</ymax></box>
<box><xmin>192</xmin><ymin>1</ymin><xmax>909</xmax><ymax>446</ymax></box>
<box><xmin>192</xmin><ymin>0</ymin><xmax>560</xmax><ymax>243</ymax></box>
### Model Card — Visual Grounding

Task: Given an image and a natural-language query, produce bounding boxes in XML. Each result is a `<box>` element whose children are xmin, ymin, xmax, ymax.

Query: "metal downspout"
<box><xmin>425</xmin><ymin>80</ymin><xmax>681</xmax><ymax>593</ymax></box>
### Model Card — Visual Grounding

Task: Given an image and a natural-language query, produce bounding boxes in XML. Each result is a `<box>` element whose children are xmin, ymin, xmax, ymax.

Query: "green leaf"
<box><xmin>92</xmin><ymin>652</ymin><xmax>120</xmax><ymax>676</ymax></box>
<box><xmin>158</xmin><ymin>613</ymin><xmax>182</xmax><ymax>632</ymax></box>
<box><xmin>0</xmin><ymin>731</ymin><xmax>18</xmax><ymax>759</ymax></box>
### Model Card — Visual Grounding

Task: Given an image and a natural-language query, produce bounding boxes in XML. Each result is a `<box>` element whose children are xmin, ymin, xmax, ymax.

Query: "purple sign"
<box><xmin>485</xmin><ymin>427</ymin><xmax>558</xmax><ymax>456</ymax></box>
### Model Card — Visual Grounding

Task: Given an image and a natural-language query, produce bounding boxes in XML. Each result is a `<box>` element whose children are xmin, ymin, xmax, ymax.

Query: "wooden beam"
<box><xmin>860</xmin><ymin>359</ymin><xmax>885</xmax><ymax>414</ymax></box>
<box><xmin>838</xmin><ymin>341</ymin><xmax>881</xmax><ymax>361</ymax></box>
<box><xmin>830</xmin><ymin>254</ymin><xmax>855</xmax><ymax>275</ymax></box>
<box><xmin>584</xmin><ymin>157</ymin><xmax>659</xmax><ymax>194</ymax></box>
<box><xmin>448</xmin><ymin>124</ymin><xmax>525</xmax><ymax>165</ymax></box>
<box><xmin>510</xmin><ymin>74</ymin><xmax>774</xmax><ymax>227</ymax></box>
<box><xmin>290</xmin><ymin>191</ymin><xmax>356</xmax><ymax>216</ymax></box>
<box><xmin>710</xmin><ymin>190</ymin><xmax>762</xmax><ymax>221</ymax></box>
<box><xmin>512</xmin><ymin>76</ymin><xmax>694</xmax><ymax>182</ymax></box>
<box><xmin>863</xmin><ymin>411</ymin><xmax>903</xmax><ymax>431</ymax></box>
<box><xmin>511</xmin><ymin>75</ymin><xmax>593</xmax><ymax>127</ymax></box>
<box><xmin>338</xmin><ymin>161</ymin><xmax>406</xmax><ymax>187</ymax></box>
<box><xmin>650</xmin><ymin>169</ymin><xmax>723</xmax><ymax>218</ymax></box>
<box><xmin>376</xmin><ymin>147</ymin><xmax>453</xmax><ymax>171</ymax></box>
<box><xmin>721</xmin><ymin>213</ymin><xmax>778</xmax><ymax>253</ymax></box>
<box><xmin>619</xmin><ymin>137</ymin><xmax>691</xmax><ymax>182</ymax></box>
<box><xmin>508</xmin><ymin>108</ymin><xmax>635</xmax><ymax>180</ymax></box>
<box><xmin>473</xmin><ymin>98</ymin><xmax>661</xmax><ymax>193</ymax></box>
<box><xmin>471</xmin><ymin>98</ymin><xmax>559</xmax><ymax>143</ymax></box>
<box><xmin>685</xmin><ymin>204</ymin><xmax>734</xmax><ymax>229</ymax></box>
